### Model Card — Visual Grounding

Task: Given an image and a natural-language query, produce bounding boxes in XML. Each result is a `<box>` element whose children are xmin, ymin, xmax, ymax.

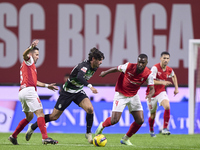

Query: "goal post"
<box><xmin>188</xmin><ymin>39</ymin><xmax>200</xmax><ymax>134</ymax></box>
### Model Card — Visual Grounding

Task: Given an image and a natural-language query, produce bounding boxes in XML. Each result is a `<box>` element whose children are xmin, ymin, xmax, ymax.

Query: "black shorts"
<box><xmin>54</xmin><ymin>89</ymin><xmax>88</xmax><ymax>111</ymax></box>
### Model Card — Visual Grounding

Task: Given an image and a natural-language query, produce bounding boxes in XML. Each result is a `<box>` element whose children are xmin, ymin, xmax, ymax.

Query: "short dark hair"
<box><xmin>30</xmin><ymin>46</ymin><xmax>39</xmax><ymax>52</ymax></box>
<box><xmin>161</xmin><ymin>51</ymin><xmax>170</xmax><ymax>56</ymax></box>
<box><xmin>88</xmin><ymin>47</ymin><xmax>105</xmax><ymax>61</ymax></box>
<box><xmin>138</xmin><ymin>53</ymin><xmax>148</xmax><ymax>60</ymax></box>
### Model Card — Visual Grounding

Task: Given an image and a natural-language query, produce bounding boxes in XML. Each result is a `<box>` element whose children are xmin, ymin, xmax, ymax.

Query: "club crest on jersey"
<box><xmin>58</xmin><ymin>104</ymin><xmax>62</xmax><ymax>109</ymax></box>
<box><xmin>81</xmin><ymin>67</ymin><xmax>87</xmax><ymax>73</ymax></box>
<box><xmin>158</xmin><ymin>72</ymin><xmax>162</xmax><ymax>76</ymax></box>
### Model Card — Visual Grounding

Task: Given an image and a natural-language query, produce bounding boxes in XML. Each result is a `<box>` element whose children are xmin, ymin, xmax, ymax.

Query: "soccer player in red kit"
<box><xmin>146</xmin><ymin>51</ymin><xmax>179</xmax><ymax>137</ymax></box>
<box><xmin>95</xmin><ymin>54</ymin><xmax>155</xmax><ymax>145</ymax></box>
<box><xmin>8</xmin><ymin>40</ymin><xmax>58</xmax><ymax>145</ymax></box>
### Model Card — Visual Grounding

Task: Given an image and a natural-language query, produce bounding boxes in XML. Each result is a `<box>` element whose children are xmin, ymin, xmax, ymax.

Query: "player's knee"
<box><xmin>26</xmin><ymin>114</ymin><xmax>34</xmax><ymax>122</ymax></box>
<box><xmin>49</xmin><ymin>114</ymin><xmax>59</xmax><ymax>121</ymax></box>
<box><xmin>150</xmin><ymin>113</ymin><xmax>156</xmax><ymax>119</ymax></box>
<box><xmin>111</xmin><ymin>117</ymin><xmax>120</xmax><ymax>125</ymax></box>
<box><xmin>166</xmin><ymin>106</ymin><xmax>170</xmax><ymax>110</ymax></box>
<box><xmin>136</xmin><ymin>118</ymin><xmax>144</xmax><ymax>125</ymax></box>
<box><xmin>86</xmin><ymin>106</ymin><xmax>94</xmax><ymax>114</ymax></box>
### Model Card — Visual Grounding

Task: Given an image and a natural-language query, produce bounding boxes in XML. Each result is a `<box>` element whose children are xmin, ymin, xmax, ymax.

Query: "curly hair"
<box><xmin>88</xmin><ymin>47</ymin><xmax>105</xmax><ymax>61</ymax></box>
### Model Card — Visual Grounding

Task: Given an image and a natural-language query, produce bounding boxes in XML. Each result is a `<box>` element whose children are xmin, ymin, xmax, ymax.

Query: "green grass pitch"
<box><xmin>0</xmin><ymin>133</ymin><xmax>200</xmax><ymax>150</ymax></box>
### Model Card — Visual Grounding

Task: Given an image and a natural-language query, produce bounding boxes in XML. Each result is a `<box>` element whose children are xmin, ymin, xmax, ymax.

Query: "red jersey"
<box><xmin>146</xmin><ymin>63</ymin><xmax>174</xmax><ymax>97</ymax></box>
<box><xmin>115</xmin><ymin>62</ymin><xmax>154</xmax><ymax>97</ymax></box>
<box><xmin>19</xmin><ymin>56</ymin><xmax>37</xmax><ymax>91</ymax></box>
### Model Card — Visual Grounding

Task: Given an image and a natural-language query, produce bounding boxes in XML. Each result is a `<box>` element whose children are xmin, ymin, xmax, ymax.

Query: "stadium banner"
<box><xmin>0</xmin><ymin>86</ymin><xmax>191</xmax><ymax>133</ymax></box>
<box><xmin>0</xmin><ymin>86</ymin><xmax>189</xmax><ymax>102</ymax></box>
<box><xmin>0</xmin><ymin>86</ymin><xmax>190</xmax><ymax>133</ymax></box>
<box><xmin>0</xmin><ymin>0</ymin><xmax>200</xmax><ymax>85</ymax></box>
<box><xmin>9</xmin><ymin>101</ymin><xmax>188</xmax><ymax>134</ymax></box>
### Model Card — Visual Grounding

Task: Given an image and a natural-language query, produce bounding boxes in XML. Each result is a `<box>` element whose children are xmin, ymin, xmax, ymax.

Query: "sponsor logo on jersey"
<box><xmin>127</xmin><ymin>72</ymin><xmax>134</xmax><ymax>77</ymax></box>
<box><xmin>127</xmin><ymin>78</ymin><xmax>142</xmax><ymax>85</ymax></box>
<box><xmin>81</xmin><ymin>67</ymin><xmax>87</xmax><ymax>73</ymax></box>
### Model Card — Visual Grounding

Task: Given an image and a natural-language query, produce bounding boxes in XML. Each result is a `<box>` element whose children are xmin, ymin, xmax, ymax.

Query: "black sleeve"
<box><xmin>77</xmin><ymin>68</ymin><xmax>89</xmax><ymax>87</ymax></box>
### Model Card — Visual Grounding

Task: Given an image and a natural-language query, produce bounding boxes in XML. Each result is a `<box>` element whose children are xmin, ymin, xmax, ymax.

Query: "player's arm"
<box><xmin>172</xmin><ymin>73</ymin><xmax>179</xmax><ymax>95</ymax></box>
<box><xmin>146</xmin><ymin>85</ymin><xmax>155</xmax><ymax>99</ymax></box>
<box><xmin>100</xmin><ymin>62</ymin><xmax>129</xmax><ymax>77</ymax></box>
<box><xmin>37</xmin><ymin>81</ymin><xmax>58</xmax><ymax>91</ymax></box>
<box><xmin>77</xmin><ymin>66</ymin><xmax>98</xmax><ymax>94</ymax></box>
<box><xmin>145</xmin><ymin>73</ymin><xmax>155</xmax><ymax>100</ymax></box>
<box><xmin>154</xmin><ymin>80</ymin><xmax>172</xmax><ymax>86</ymax></box>
<box><xmin>99</xmin><ymin>67</ymin><xmax>119</xmax><ymax>77</ymax></box>
<box><xmin>150</xmin><ymin>65</ymin><xmax>172</xmax><ymax>86</ymax></box>
<box><xmin>23</xmin><ymin>40</ymin><xmax>39</xmax><ymax>60</ymax></box>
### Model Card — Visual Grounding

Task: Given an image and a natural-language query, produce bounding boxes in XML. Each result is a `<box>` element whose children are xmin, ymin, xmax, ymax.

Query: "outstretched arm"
<box><xmin>154</xmin><ymin>80</ymin><xmax>172</xmax><ymax>86</ymax></box>
<box><xmin>37</xmin><ymin>81</ymin><xmax>58</xmax><ymax>91</ymax></box>
<box><xmin>99</xmin><ymin>67</ymin><xmax>119</xmax><ymax>77</ymax></box>
<box><xmin>23</xmin><ymin>40</ymin><xmax>39</xmax><ymax>60</ymax></box>
<box><xmin>172</xmin><ymin>73</ymin><xmax>179</xmax><ymax>96</ymax></box>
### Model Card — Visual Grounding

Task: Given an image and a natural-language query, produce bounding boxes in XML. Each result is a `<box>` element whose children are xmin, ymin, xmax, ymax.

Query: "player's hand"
<box><xmin>99</xmin><ymin>71</ymin><xmax>107</xmax><ymax>77</ymax></box>
<box><xmin>31</xmin><ymin>39</ymin><xmax>39</xmax><ymax>47</ymax></box>
<box><xmin>47</xmin><ymin>83</ymin><xmax>59</xmax><ymax>91</ymax></box>
<box><xmin>162</xmin><ymin>81</ymin><xmax>172</xmax><ymax>86</ymax></box>
<box><xmin>145</xmin><ymin>95</ymin><xmax>152</xmax><ymax>100</ymax></box>
<box><xmin>90</xmin><ymin>87</ymin><xmax>98</xmax><ymax>94</ymax></box>
<box><xmin>174</xmin><ymin>89</ymin><xmax>179</xmax><ymax>96</ymax></box>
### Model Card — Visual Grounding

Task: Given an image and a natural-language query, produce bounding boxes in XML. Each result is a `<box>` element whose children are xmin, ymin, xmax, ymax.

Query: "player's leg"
<box><xmin>26</xmin><ymin>88</ymin><xmax>58</xmax><ymax>144</ymax></box>
<box><xmin>158</xmin><ymin>91</ymin><xmax>170</xmax><ymax>135</ymax></box>
<box><xmin>120</xmin><ymin>110</ymin><xmax>144</xmax><ymax>146</ymax></box>
<box><xmin>26</xmin><ymin>91</ymin><xmax>69</xmax><ymax>141</ymax></box>
<box><xmin>95</xmin><ymin>92</ymin><xmax>125</xmax><ymax>135</ymax></box>
<box><xmin>26</xmin><ymin>108</ymin><xmax>63</xmax><ymax>142</ymax></box>
<box><xmin>79</xmin><ymin>97</ymin><xmax>94</xmax><ymax>132</ymax></box>
<box><xmin>79</xmin><ymin>97</ymin><xmax>94</xmax><ymax>144</ymax></box>
<box><xmin>8</xmin><ymin>88</ymin><xmax>33</xmax><ymax>145</ymax></box>
<box><xmin>129</xmin><ymin>110</ymin><xmax>144</xmax><ymax>135</ymax></box>
<box><xmin>73</xmin><ymin>90</ymin><xmax>94</xmax><ymax>144</ymax></box>
<box><xmin>95</xmin><ymin>111</ymin><xmax>122</xmax><ymax>136</ymax></box>
<box><xmin>147</xmin><ymin>97</ymin><xmax>157</xmax><ymax>137</ymax></box>
<box><xmin>121</xmin><ymin>94</ymin><xmax>143</xmax><ymax>146</ymax></box>
<box><xmin>160</xmin><ymin>99</ymin><xmax>170</xmax><ymax>135</ymax></box>
<box><xmin>8</xmin><ymin>112</ymin><xmax>33</xmax><ymax>145</ymax></box>
<box><xmin>34</xmin><ymin>109</ymin><xmax>58</xmax><ymax>144</ymax></box>
<box><xmin>149</xmin><ymin>112</ymin><xmax>156</xmax><ymax>137</ymax></box>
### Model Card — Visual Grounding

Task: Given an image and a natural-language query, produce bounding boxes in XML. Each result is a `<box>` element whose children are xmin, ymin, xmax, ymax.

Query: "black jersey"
<box><xmin>63</xmin><ymin>59</ymin><xmax>97</xmax><ymax>93</ymax></box>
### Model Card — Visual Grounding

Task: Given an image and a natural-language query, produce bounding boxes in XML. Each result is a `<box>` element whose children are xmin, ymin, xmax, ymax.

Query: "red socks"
<box><xmin>148</xmin><ymin>117</ymin><xmax>155</xmax><ymax>132</ymax></box>
<box><xmin>37</xmin><ymin>117</ymin><xmax>48</xmax><ymax>139</ymax></box>
<box><xmin>163</xmin><ymin>109</ymin><xmax>170</xmax><ymax>129</ymax></box>
<box><xmin>12</xmin><ymin>118</ymin><xmax>29</xmax><ymax>138</ymax></box>
<box><xmin>126</xmin><ymin>122</ymin><xmax>141</xmax><ymax>137</ymax></box>
<box><xmin>102</xmin><ymin>117</ymin><xmax>112</xmax><ymax>127</ymax></box>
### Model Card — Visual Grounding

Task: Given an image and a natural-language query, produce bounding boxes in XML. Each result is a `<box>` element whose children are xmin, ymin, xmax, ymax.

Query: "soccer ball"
<box><xmin>93</xmin><ymin>134</ymin><xmax>107</xmax><ymax>147</ymax></box>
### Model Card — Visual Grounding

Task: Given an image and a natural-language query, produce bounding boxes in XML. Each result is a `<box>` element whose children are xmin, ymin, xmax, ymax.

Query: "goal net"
<box><xmin>189</xmin><ymin>39</ymin><xmax>200</xmax><ymax>134</ymax></box>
